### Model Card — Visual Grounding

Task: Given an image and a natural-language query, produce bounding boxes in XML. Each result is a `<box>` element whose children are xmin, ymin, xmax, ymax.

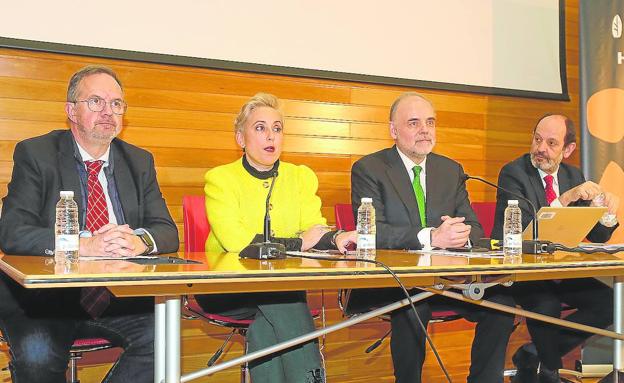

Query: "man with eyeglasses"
<box><xmin>349</xmin><ymin>92</ymin><xmax>514</xmax><ymax>383</ymax></box>
<box><xmin>0</xmin><ymin>65</ymin><xmax>178</xmax><ymax>382</ymax></box>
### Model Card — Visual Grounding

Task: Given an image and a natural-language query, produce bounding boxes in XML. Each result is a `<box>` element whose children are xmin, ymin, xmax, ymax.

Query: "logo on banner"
<box><xmin>615</xmin><ymin>15</ymin><xmax>624</xmax><ymax>64</ymax></box>
<box><xmin>613</xmin><ymin>14</ymin><xmax>622</xmax><ymax>38</ymax></box>
<box><xmin>581</xmin><ymin>5</ymin><xmax>624</xmax><ymax>242</ymax></box>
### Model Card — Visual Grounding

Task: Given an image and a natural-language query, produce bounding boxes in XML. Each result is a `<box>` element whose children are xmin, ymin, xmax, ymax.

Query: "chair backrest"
<box><xmin>334</xmin><ymin>203</ymin><xmax>356</xmax><ymax>231</ymax></box>
<box><xmin>471</xmin><ymin>201</ymin><xmax>496</xmax><ymax>238</ymax></box>
<box><xmin>182</xmin><ymin>195</ymin><xmax>211</xmax><ymax>253</ymax></box>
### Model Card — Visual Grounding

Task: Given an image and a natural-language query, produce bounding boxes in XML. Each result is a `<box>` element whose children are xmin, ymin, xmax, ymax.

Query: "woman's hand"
<box><xmin>334</xmin><ymin>230</ymin><xmax>357</xmax><ymax>253</ymax></box>
<box><xmin>300</xmin><ymin>225</ymin><xmax>331</xmax><ymax>251</ymax></box>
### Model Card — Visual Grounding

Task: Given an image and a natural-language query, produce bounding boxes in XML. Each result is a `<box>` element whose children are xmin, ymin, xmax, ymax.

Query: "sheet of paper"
<box><xmin>409</xmin><ymin>249</ymin><xmax>506</xmax><ymax>258</ymax></box>
<box><xmin>79</xmin><ymin>255</ymin><xmax>159</xmax><ymax>261</ymax></box>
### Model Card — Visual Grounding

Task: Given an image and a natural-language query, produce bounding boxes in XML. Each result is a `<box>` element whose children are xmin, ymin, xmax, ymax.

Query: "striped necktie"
<box><xmin>80</xmin><ymin>160</ymin><xmax>112</xmax><ymax>318</ymax></box>
<box><xmin>544</xmin><ymin>174</ymin><xmax>557</xmax><ymax>205</ymax></box>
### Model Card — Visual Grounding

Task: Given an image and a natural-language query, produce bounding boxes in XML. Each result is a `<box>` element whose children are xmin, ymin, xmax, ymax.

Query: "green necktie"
<box><xmin>412</xmin><ymin>165</ymin><xmax>426</xmax><ymax>227</ymax></box>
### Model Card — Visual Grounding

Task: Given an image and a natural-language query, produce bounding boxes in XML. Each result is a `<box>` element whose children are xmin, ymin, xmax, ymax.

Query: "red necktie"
<box><xmin>80</xmin><ymin>160</ymin><xmax>112</xmax><ymax>318</ymax></box>
<box><xmin>544</xmin><ymin>174</ymin><xmax>557</xmax><ymax>205</ymax></box>
<box><xmin>84</xmin><ymin>160</ymin><xmax>109</xmax><ymax>232</ymax></box>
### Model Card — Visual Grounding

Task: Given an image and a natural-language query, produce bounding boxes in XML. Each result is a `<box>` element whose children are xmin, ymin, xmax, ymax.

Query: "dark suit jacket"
<box><xmin>491</xmin><ymin>153</ymin><xmax>616</xmax><ymax>242</ymax></box>
<box><xmin>0</xmin><ymin>130</ymin><xmax>179</xmax><ymax>255</ymax></box>
<box><xmin>346</xmin><ymin>147</ymin><xmax>483</xmax><ymax>313</ymax></box>
<box><xmin>351</xmin><ymin>146</ymin><xmax>483</xmax><ymax>250</ymax></box>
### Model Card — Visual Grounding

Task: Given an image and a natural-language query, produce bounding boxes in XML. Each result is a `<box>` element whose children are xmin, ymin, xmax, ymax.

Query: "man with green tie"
<box><xmin>349</xmin><ymin>92</ymin><xmax>514</xmax><ymax>383</ymax></box>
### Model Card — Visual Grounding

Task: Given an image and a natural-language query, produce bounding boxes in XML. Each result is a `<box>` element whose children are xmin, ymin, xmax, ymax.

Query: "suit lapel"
<box><xmin>385</xmin><ymin>148</ymin><xmax>420</xmax><ymax>226</ymax></box>
<box><xmin>111</xmin><ymin>142</ymin><xmax>139</xmax><ymax>227</ymax></box>
<box><xmin>524</xmin><ymin>155</ymin><xmax>548</xmax><ymax>207</ymax></box>
<box><xmin>557</xmin><ymin>167</ymin><xmax>573</xmax><ymax>194</ymax></box>
<box><xmin>425</xmin><ymin>154</ymin><xmax>441</xmax><ymax>225</ymax></box>
<box><xmin>57</xmin><ymin>132</ymin><xmax>84</xmax><ymax>220</ymax></box>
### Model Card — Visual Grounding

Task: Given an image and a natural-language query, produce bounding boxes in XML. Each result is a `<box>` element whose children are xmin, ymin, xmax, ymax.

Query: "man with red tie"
<box><xmin>492</xmin><ymin>114</ymin><xmax>620</xmax><ymax>383</ymax></box>
<box><xmin>0</xmin><ymin>65</ymin><xmax>178</xmax><ymax>382</ymax></box>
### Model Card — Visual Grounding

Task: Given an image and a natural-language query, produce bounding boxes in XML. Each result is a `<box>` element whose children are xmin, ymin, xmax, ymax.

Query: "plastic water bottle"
<box><xmin>55</xmin><ymin>191</ymin><xmax>79</xmax><ymax>264</ymax></box>
<box><xmin>356</xmin><ymin>197</ymin><xmax>376</xmax><ymax>259</ymax></box>
<box><xmin>503</xmin><ymin>200</ymin><xmax>522</xmax><ymax>257</ymax></box>
<box><xmin>592</xmin><ymin>193</ymin><xmax>618</xmax><ymax>226</ymax></box>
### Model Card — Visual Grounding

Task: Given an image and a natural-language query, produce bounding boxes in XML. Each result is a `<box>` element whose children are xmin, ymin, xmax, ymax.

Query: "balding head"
<box><xmin>388</xmin><ymin>93</ymin><xmax>437</xmax><ymax>164</ymax></box>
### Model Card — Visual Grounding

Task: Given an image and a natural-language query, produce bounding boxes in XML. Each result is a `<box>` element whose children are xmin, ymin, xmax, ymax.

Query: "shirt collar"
<box><xmin>537</xmin><ymin>167</ymin><xmax>559</xmax><ymax>187</ymax></box>
<box><xmin>396</xmin><ymin>146</ymin><xmax>427</xmax><ymax>177</ymax></box>
<box><xmin>242</xmin><ymin>155</ymin><xmax>280</xmax><ymax>180</ymax></box>
<box><xmin>75</xmin><ymin>141</ymin><xmax>111</xmax><ymax>165</ymax></box>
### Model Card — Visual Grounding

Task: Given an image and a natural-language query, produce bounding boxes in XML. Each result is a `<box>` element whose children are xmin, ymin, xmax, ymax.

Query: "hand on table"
<box><xmin>430</xmin><ymin>216</ymin><xmax>471</xmax><ymax>249</ymax></box>
<box><xmin>79</xmin><ymin>224</ymin><xmax>147</xmax><ymax>257</ymax></box>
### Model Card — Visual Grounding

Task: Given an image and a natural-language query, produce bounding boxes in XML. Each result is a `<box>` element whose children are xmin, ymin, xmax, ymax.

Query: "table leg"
<box><xmin>155</xmin><ymin>297</ymin><xmax>166</xmax><ymax>383</ymax></box>
<box><xmin>165</xmin><ymin>296</ymin><xmax>181</xmax><ymax>383</ymax></box>
<box><xmin>616</xmin><ymin>277</ymin><xmax>624</xmax><ymax>372</ymax></box>
<box><xmin>598</xmin><ymin>276</ymin><xmax>624</xmax><ymax>383</ymax></box>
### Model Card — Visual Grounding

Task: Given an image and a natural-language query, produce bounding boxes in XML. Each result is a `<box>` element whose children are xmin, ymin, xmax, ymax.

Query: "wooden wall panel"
<box><xmin>0</xmin><ymin>1</ymin><xmax>580</xmax><ymax>381</ymax></box>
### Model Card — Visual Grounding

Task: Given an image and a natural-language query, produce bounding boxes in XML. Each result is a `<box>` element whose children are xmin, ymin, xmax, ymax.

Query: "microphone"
<box><xmin>239</xmin><ymin>170</ymin><xmax>287</xmax><ymax>260</ymax></box>
<box><xmin>463</xmin><ymin>174</ymin><xmax>550</xmax><ymax>254</ymax></box>
<box><xmin>263</xmin><ymin>171</ymin><xmax>275</xmax><ymax>243</ymax></box>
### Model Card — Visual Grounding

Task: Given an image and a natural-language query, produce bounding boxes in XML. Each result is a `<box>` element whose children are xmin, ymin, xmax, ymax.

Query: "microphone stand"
<box><xmin>239</xmin><ymin>171</ymin><xmax>287</xmax><ymax>260</ymax></box>
<box><xmin>465</xmin><ymin>174</ymin><xmax>550</xmax><ymax>254</ymax></box>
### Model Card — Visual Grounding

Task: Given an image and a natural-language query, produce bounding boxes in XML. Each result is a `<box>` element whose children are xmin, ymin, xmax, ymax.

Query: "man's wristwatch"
<box><xmin>135</xmin><ymin>229</ymin><xmax>155</xmax><ymax>255</ymax></box>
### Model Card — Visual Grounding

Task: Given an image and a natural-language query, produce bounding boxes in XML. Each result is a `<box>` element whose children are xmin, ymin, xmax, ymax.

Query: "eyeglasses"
<box><xmin>74</xmin><ymin>96</ymin><xmax>127</xmax><ymax>115</ymax></box>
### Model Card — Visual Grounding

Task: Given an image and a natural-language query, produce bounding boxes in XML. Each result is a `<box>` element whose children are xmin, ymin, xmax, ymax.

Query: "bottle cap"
<box><xmin>361</xmin><ymin>197</ymin><xmax>373</xmax><ymax>203</ymax></box>
<box><xmin>60</xmin><ymin>190</ymin><xmax>74</xmax><ymax>198</ymax></box>
<box><xmin>507</xmin><ymin>200</ymin><xmax>518</xmax><ymax>205</ymax></box>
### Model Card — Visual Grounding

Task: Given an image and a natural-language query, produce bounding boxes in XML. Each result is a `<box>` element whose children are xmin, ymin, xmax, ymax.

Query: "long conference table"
<box><xmin>2</xmin><ymin>250</ymin><xmax>624</xmax><ymax>383</ymax></box>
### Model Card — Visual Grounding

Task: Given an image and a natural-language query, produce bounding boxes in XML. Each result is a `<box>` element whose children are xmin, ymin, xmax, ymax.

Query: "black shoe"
<box><xmin>511</xmin><ymin>343</ymin><xmax>539</xmax><ymax>383</ymax></box>
<box><xmin>538</xmin><ymin>367</ymin><xmax>561</xmax><ymax>383</ymax></box>
<box><xmin>306</xmin><ymin>368</ymin><xmax>325</xmax><ymax>383</ymax></box>
<box><xmin>513</xmin><ymin>368</ymin><xmax>538</xmax><ymax>383</ymax></box>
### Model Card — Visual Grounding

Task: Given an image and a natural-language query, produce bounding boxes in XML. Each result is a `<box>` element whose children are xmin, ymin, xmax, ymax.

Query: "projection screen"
<box><xmin>0</xmin><ymin>0</ymin><xmax>567</xmax><ymax>99</ymax></box>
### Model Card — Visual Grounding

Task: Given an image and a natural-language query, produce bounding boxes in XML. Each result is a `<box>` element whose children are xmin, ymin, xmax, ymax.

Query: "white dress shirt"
<box><xmin>539</xmin><ymin>168</ymin><xmax>616</xmax><ymax>227</ymax></box>
<box><xmin>395</xmin><ymin>147</ymin><xmax>434</xmax><ymax>248</ymax></box>
<box><xmin>76</xmin><ymin>142</ymin><xmax>158</xmax><ymax>252</ymax></box>
<box><xmin>76</xmin><ymin>143</ymin><xmax>118</xmax><ymax>225</ymax></box>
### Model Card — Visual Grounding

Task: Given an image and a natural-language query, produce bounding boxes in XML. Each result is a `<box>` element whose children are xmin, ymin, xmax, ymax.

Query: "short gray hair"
<box><xmin>389</xmin><ymin>92</ymin><xmax>434</xmax><ymax>121</ymax></box>
<box><xmin>67</xmin><ymin>65</ymin><xmax>123</xmax><ymax>102</ymax></box>
<box><xmin>234</xmin><ymin>93</ymin><xmax>283</xmax><ymax>133</ymax></box>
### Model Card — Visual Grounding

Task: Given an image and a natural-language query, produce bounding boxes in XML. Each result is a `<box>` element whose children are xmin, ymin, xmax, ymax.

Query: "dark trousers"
<box><xmin>513</xmin><ymin>278</ymin><xmax>613</xmax><ymax>370</ymax></box>
<box><xmin>196</xmin><ymin>291</ymin><xmax>323</xmax><ymax>383</ymax></box>
<box><xmin>347</xmin><ymin>286</ymin><xmax>514</xmax><ymax>383</ymax></box>
<box><xmin>0</xmin><ymin>275</ymin><xmax>154</xmax><ymax>383</ymax></box>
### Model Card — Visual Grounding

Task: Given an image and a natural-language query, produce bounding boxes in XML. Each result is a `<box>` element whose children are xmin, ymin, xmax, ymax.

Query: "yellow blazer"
<box><xmin>204</xmin><ymin>159</ymin><xmax>327</xmax><ymax>252</ymax></box>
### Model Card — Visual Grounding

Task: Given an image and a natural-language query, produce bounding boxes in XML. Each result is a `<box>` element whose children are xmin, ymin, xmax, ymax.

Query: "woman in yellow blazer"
<box><xmin>196</xmin><ymin>93</ymin><xmax>355</xmax><ymax>383</ymax></box>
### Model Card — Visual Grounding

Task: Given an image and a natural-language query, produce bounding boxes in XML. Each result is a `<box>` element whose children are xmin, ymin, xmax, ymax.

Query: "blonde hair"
<box><xmin>234</xmin><ymin>93</ymin><xmax>283</xmax><ymax>133</ymax></box>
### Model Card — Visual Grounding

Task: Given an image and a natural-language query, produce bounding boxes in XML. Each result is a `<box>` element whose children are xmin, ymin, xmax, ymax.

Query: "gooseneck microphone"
<box><xmin>463</xmin><ymin>174</ymin><xmax>550</xmax><ymax>254</ymax></box>
<box><xmin>239</xmin><ymin>170</ymin><xmax>287</xmax><ymax>259</ymax></box>
<box><xmin>263</xmin><ymin>170</ymin><xmax>276</xmax><ymax>243</ymax></box>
